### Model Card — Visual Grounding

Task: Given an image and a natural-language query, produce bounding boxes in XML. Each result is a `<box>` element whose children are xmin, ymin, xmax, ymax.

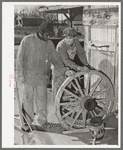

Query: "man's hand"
<box><xmin>77</xmin><ymin>66</ymin><xmax>90</xmax><ymax>73</ymax></box>
<box><xmin>84</xmin><ymin>64</ymin><xmax>95</xmax><ymax>70</ymax></box>
<box><xmin>65</xmin><ymin>70</ymin><xmax>75</xmax><ymax>77</ymax></box>
<box><xmin>88</xmin><ymin>65</ymin><xmax>95</xmax><ymax>70</ymax></box>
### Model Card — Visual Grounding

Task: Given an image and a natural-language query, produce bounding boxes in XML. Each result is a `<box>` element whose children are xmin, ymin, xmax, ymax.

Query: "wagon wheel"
<box><xmin>55</xmin><ymin>70</ymin><xmax>115</xmax><ymax>130</ymax></box>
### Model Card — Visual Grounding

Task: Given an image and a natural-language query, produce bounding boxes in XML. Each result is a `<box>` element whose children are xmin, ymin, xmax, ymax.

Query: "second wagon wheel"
<box><xmin>55</xmin><ymin>70</ymin><xmax>115</xmax><ymax>130</ymax></box>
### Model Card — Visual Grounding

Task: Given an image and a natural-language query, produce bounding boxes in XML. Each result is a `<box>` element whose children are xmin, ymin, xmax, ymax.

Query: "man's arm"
<box><xmin>57</xmin><ymin>45</ymin><xmax>78</xmax><ymax>71</ymax></box>
<box><xmin>49</xmin><ymin>41</ymin><xmax>66</xmax><ymax>75</ymax></box>
<box><xmin>51</xmin><ymin>51</ymin><xmax>67</xmax><ymax>75</ymax></box>
<box><xmin>16</xmin><ymin>38</ymin><xmax>25</xmax><ymax>80</ymax></box>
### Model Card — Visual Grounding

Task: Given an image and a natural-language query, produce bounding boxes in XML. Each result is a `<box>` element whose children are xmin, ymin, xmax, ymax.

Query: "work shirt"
<box><xmin>53</xmin><ymin>38</ymin><xmax>88</xmax><ymax>76</ymax></box>
<box><xmin>16</xmin><ymin>33</ymin><xmax>66</xmax><ymax>86</ymax></box>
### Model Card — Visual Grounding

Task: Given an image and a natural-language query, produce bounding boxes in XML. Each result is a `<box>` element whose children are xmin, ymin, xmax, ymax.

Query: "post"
<box><xmin>69</xmin><ymin>10</ymin><xmax>72</xmax><ymax>27</ymax></box>
<box><xmin>57</xmin><ymin>13</ymin><xmax>58</xmax><ymax>28</ymax></box>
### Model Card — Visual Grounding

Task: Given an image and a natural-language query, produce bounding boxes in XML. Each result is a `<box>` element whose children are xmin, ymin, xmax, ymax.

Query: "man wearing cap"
<box><xmin>16</xmin><ymin>20</ymin><xmax>66</xmax><ymax>130</ymax></box>
<box><xmin>52</xmin><ymin>27</ymin><xmax>92</xmax><ymax>101</ymax></box>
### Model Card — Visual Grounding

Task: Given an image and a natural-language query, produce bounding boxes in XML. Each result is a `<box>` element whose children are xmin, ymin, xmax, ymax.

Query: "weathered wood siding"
<box><xmin>91</xmin><ymin>26</ymin><xmax>116</xmax><ymax>42</ymax></box>
<box><xmin>83</xmin><ymin>5</ymin><xmax>119</xmax><ymax>108</ymax></box>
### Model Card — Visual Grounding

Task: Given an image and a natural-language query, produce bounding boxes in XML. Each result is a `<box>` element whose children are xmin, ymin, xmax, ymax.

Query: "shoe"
<box><xmin>31</xmin><ymin>121</ymin><xmax>46</xmax><ymax>132</ymax></box>
<box><xmin>38</xmin><ymin>119</ymin><xmax>47</xmax><ymax>126</ymax></box>
<box><xmin>32</xmin><ymin>115</ymin><xmax>47</xmax><ymax>127</ymax></box>
<box><xmin>31</xmin><ymin>114</ymin><xmax>40</xmax><ymax>126</ymax></box>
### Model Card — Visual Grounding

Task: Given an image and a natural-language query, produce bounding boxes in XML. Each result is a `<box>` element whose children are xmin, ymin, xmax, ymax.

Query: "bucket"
<box><xmin>89</xmin><ymin>116</ymin><xmax>105</xmax><ymax>140</ymax></box>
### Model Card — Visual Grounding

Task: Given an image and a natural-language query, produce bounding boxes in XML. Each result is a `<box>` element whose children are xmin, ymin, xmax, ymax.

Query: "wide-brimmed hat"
<box><xmin>62</xmin><ymin>27</ymin><xmax>77</xmax><ymax>37</ymax></box>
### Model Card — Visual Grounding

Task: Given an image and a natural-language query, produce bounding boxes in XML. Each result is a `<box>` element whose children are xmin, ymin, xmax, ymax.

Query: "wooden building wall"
<box><xmin>82</xmin><ymin>5</ymin><xmax>119</xmax><ymax>109</ymax></box>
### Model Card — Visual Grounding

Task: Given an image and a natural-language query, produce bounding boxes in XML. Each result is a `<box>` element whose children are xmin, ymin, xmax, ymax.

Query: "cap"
<box><xmin>62</xmin><ymin>27</ymin><xmax>77</xmax><ymax>37</ymax></box>
<box><xmin>39</xmin><ymin>20</ymin><xmax>48</xmax><ymax>31</ymax></box>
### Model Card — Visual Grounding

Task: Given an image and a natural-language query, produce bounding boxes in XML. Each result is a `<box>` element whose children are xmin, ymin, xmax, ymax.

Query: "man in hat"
<box><xmin>52</xmin><ymin>27</ymin><xmax>93</xmax><ymax>101</ymax></box>
<box><xmin>16</xmin><ymin>20</ymin><xmax>66</xmax><ymax>130</ymax></box>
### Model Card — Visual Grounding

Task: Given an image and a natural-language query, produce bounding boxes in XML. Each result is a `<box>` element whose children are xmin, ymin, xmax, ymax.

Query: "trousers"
<box><xmin>22</xmin><ymin>83</ymin><xmax>47</xmax><ymax>125</ymax></box>
<box><xmin>52</xmin><ymin>74</ymin><xmax>65</xmax><ymax>102</ymax></box>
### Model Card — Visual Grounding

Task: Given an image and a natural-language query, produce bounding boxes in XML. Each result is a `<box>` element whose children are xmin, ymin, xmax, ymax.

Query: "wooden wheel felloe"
<box><xmin>55</xmin><ymin>70</ymin><xmax>115</xmax><ymax>130</ymax></box>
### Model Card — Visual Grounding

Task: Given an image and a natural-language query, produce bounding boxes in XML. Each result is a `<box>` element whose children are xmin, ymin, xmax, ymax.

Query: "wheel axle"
<box><xmin>84</xmin><ymin>98</ymin><xmax>97</xmax><ymax>111</ymax></box>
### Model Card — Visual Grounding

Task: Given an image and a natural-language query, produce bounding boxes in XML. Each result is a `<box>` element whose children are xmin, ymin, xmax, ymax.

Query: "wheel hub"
<box><xmin>83</xmin><ymin>96</ymin><xmax>97</xmax><ymax>111</ymax></box>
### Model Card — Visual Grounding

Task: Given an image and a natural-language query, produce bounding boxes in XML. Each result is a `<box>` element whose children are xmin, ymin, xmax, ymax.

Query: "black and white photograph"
<box><xmin>2</xmin><ymin>2</ymin><xmax>121</xmax><ymax>148</ymax></box>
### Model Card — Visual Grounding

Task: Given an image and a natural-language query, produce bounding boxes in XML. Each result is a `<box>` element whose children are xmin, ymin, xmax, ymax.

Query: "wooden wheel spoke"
<box><xmin>86</xmin><ymin>74</ymin><xmax>91</xmax><ymax>94</ymax></box>
<box><xmin>89</xmin><ymin>110</ymin><xmax>94</xmax><ymax>117</ymax></box>
<box><xmin>92</xmin><ymin>110</ymin><xmax>98</xmax><ymax>116</ymax></box>
<box><xmin>74</xmin><ymin>78</ymin><xmax>84</xmax><ymax>97</ymax></box>
<box><xmin>62</xmin><ymin>103</ymin><xmax>69</xmax><ymax>110</ymax></box>
<box><xmin>82</xmin><ymin>110</ymin><xmax>87</xmax><ymax>128</ymax></box>
<box><xmin>70</xmin><ymin>81</ymin><xmax>79</xmax><ymax>91</ymax></box>
<box><xmin>63</xmin><ymin>88</ymin><xmax>81</xmax><ymax>101</ymax></box>
<box><xmin>97</xmin><ymin>101</ymin><xmax>105</xmax><ymax>108</ymax></box>
<box><xmin>60</xmin><ymin>102</ymin><xmax>78</xmax><ymax>106</ymax></box>
<box><xmin>96</xmin><ymin>105</ymin><xmax>103</xmax><ymax>111</ymax></box>
<box><xmin>92</xmin><ymin>86</ymin><xmax>110</xmax><ymax>97</ymax></box>
<box><xmin>70</xmin><ymin>109</ymin><xmax>82</xmax><ymax>128</ymax></box>
<box><xmin>95</xmin><ymin>98</ymin><xmax>112</xmax><ymax>102</ymax></box>
<box><xmin>71</xmin><ymin>112</ymin><xmax>75</xmax><ymax>118</ymax></box>
<box><xmin>62</xmin><ymin>106</ymin><xmax>79</xmax><ymax>118</ymax></box>
<box><xmin>62</xmin><ymin>95</ymin><xmax>74</xmax><ymax>99</ymax></box>
<box><xmin>62</xmin><ymin>102</ymin><xmax>78</xmax><ymax>110</ymax></box>
<box><xmin>62</xmin><ymin>97</ymin><xmax>77</xmax><ymax>102</ymax></box>
<box><xmin>98</xmin><ymin>110</ymin><xmax>107</xmax><ymax>117</ymax></box>
<box><xmin>106</xmin><ymin>100</ymin><xmax>114</xmax><ymax>114</ymax></box>
<box><xmin>90</xmin><ymin>78</ymin><xmax>102</xmax><ymax>95</ymax></box>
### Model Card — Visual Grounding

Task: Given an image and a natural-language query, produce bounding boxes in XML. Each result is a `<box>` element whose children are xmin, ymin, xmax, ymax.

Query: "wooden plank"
<box><xmin>84</xmin><ymin>25</ymin><xmax>91</xmax><ymax>63</ymax></box>
<box><xmin>87</xmin><ymin>40</ymin><xmax>116</xmax><ymax>52</ymax></box>
<box><xmin>98</xmin><ymin>27</ymin><xmax>101</xmax><ymax>41</ymax></box>
<box><xmin>108</xmin><ymin>27</ymin><xmax>112</xmax><ymax>42</ymax></box>
<box><xmin>63</xmin><ymin>128</ymin><xmax>89</xmax><ymax>134</ymax></box>
<box><xmin>112</xmin><ymin>28</ymin><xmax>116</xmax><ymax>42</ymax></box>
<box><xmin>104</xmin><ymin>27</ymin><xmax>107</xmax><ymax>42</ymax></box>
